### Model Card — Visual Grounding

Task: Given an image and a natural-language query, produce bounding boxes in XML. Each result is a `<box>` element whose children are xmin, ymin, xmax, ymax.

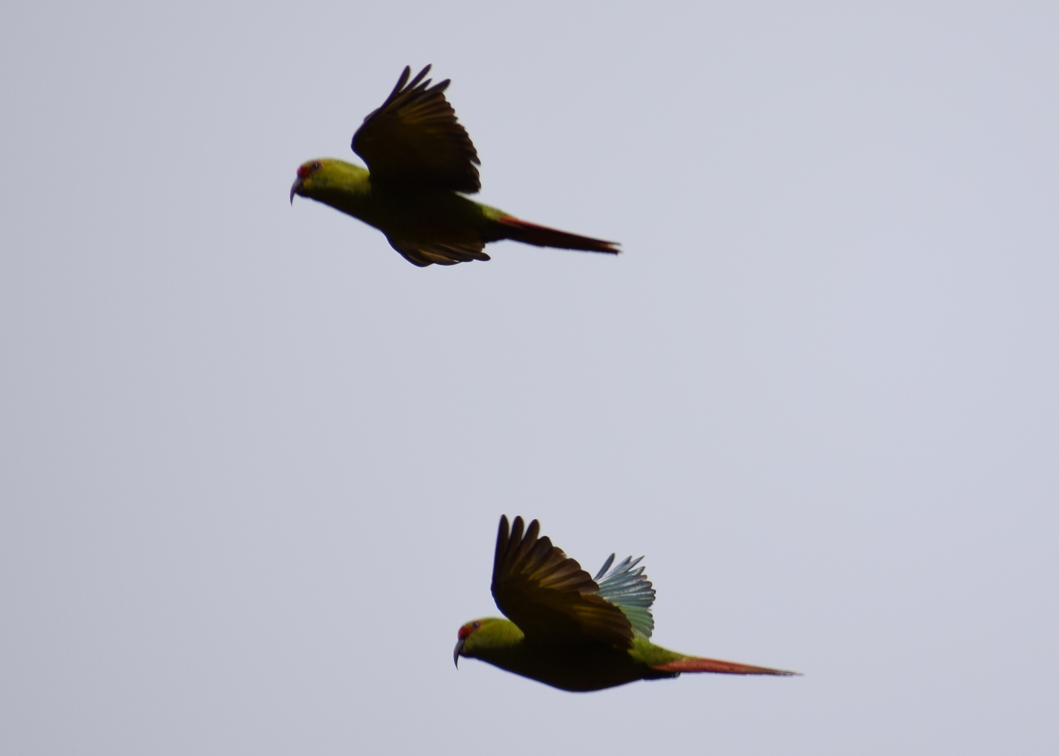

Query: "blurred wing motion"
<box><xmin>352</xmin><ymin>65</ymin><xmax>481</xmax><ymax>193</ymax></box>
<box><xmin>491</xmin><ymin>516</ymin><xmax>634</xmax><ymax>648</ymax></box>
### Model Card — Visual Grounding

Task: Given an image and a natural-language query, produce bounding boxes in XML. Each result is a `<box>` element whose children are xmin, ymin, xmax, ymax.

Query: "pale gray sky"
<box><xmin>2</xmin><ymin>1</ymin><xmax>1058</xmax><ymax>754</ymax></box>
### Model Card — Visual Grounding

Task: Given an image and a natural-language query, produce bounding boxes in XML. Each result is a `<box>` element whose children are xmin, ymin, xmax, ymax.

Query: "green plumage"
<box><xmin>291</xmin><ymin>66</ymin><xmax>619</xmax><ymax>266</ymax></box>
<box><xmin>456</xmin><ymin>618</ymin><xmax>684</xmax><ymax>693</ymax></box>
<box><xmin>454</xmin><ymin>516</ymin><xmax>799</xmax><ymax>692</ymax></box>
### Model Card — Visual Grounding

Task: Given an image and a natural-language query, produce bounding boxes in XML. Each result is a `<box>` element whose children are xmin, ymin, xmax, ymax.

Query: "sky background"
<box><xmin>2</xmin><ymin>1</ymin><xmax>1058</xmax><ymax>753</ymax></box>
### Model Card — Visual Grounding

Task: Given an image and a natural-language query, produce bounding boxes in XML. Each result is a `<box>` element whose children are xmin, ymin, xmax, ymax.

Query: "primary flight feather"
<box><xmin>454</xmin><ymin>516</ymin><xmax>800</xmax><ymax>692</ymax></box>
<box><xmin>291</xmin><ymin>65</ymin><xmax>620</xmax><ymax>267</ymax></box>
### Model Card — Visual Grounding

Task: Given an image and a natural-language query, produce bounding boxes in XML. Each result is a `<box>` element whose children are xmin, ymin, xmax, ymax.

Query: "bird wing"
<box><xmin>352</xmin><ymin>65</ymin><xmax>481</xmax><ymax>194</ymax></box>
<box><xmin>593</xmin><ymin>554</ymin><xmax>656</xmax><ymax>638</ymax></box>
<box><xmin>385</xmin><ymin>237</ymin><xmax>490</xmax><ymax>267</ymax></box>
<box><xmin>491</xmin><ymin>516</ymin><xmax>634</xmax><ymax>648</ymax></box>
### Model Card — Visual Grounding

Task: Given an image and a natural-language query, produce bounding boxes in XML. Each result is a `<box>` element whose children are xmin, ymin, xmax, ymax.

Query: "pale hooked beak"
<box><xmin>290</xmin><ymin>177</ymin><xmax>303</xmax><ymax>204</ymax></box>
<box><xmin>453</xmin><ymin>638</ymin><xmax>465</xmax><ymax>668</ymax></box>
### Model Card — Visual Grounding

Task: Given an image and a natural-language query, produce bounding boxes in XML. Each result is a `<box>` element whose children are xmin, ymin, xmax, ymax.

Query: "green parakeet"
<box><xmin>454</xmin><ymin>516</ymin><xmax>799</xmax><ymax>692</ymax></box>
<box><xmin>290</xmin><ymin>65</ymin><xmax>620</xmax><ymax>266</ymax></box>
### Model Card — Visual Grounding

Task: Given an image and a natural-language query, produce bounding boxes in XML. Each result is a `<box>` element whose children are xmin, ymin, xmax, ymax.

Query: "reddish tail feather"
<box><xmin>496</xmin><ymin>215</ymin><xmax>620</xmax><ymax>254</ymax></box>
<box><xmin>653</xmin><ymin>657</ymin><xmax>800</xmax><ymax>676</ymax></box>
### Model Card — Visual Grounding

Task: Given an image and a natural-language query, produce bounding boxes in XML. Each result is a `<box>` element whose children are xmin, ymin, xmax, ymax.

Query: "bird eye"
<box><xmin>473</xmin><ymin>621</ymin><xmax>481</xmax><ymax>628</ymax></box>
<box><xmin>297</xmin><ymin>161</ymin><xmax>323</xmax><ymax>180</ymax></box>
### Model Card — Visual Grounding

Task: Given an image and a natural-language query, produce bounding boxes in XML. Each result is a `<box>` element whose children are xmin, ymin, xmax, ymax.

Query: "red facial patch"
<box><xmin>296</xmin><ymin>163</ymin><xmax>314</xmax><ymax>179</ymax></box>
<box><xmin>457</xmin><ymin>621</ymin><xmax>482</xmax><ymax>640</ymax></box>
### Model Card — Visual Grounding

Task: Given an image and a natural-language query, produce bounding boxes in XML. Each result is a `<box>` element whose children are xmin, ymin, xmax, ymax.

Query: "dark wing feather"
<box><xmin>386</xmin><ymin>237</ymin><xmax>490</xmax><ymax>267</ymax></box>
<box><xmin>352</xmin><ymin>65</ymin><xmax>481</xmax><ymax>194</ymax></box>
<box><xmin>491</xmin><ymin>516</ymin><xmax>634</xmax><ymax>648</ymax></box>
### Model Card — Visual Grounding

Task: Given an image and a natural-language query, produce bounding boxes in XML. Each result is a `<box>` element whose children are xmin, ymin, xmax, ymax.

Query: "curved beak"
<box><xmin>290</xmin><ymin>177</ymin><xmax>303</xmax><ymax>205</ymax></box>
<box><xmin>453</xmin><ymin>638</ymin><xmax>465</xmax><ymax>668</ymax></box>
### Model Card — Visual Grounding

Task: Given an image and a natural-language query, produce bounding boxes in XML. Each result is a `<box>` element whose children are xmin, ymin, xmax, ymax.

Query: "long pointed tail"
<box><xmin>653</xmin><ymin>657</ymin><xmax>800</xmax><ymax>676</ymax></box>
<box><xmin>495</xmin><ymin>215</ymin><xmax>620</xmax><ymax>254</ymax></box>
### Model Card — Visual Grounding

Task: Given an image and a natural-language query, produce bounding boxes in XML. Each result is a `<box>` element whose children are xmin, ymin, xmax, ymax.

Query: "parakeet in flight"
<box><xmin>454</xmin><ymin>516</ymin><xmax>799</xmax><ymax>692</ymax></box>
<box><xmin>290</xmin><ymin>65</ymin><xmax>620</xmax><ymax>267</ymax></box>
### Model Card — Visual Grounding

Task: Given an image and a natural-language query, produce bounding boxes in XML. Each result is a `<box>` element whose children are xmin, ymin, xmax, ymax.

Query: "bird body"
<box><xmin>291</xmin><ymin>66</ymin><xmax>619</xmax><ymax>266</ymax></box>
<box><xmin>455</xmin><ymin>516</ymin><xmax>799</xmax><ymax>692</ymax></box>
<box><xmin>456</xmin><ymin>618</ymin><xmax>686</xmax><ymax>692</ymax></box>
<box><xmin>294</xmin><ymin>158</ymin><xmax>513</xmax><ymax>259</ymax></box>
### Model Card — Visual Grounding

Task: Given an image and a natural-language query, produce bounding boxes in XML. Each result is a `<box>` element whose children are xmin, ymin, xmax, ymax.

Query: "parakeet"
<box><xmin>290</xmin><ymin>65</ymin><xmax>620</xmax><ymax>267</ymax></box>
<box><xmin>454</xmin><ymin>516</ymin><xmax>799</xmax><ymax>692</ymax></box>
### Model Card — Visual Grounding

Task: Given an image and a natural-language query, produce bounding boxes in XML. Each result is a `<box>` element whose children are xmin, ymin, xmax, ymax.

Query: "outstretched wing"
<box><xmin>491</xmin><ymin>516</ymin><xmax>634</xmax><ymax>648</ymax></box>
<box><xmin>594</xmin><ymin>554</ymin><xmax>656</xmax><ymax>638</ymax></box>
<box><xmin>352</xmin><ymin>65</ymin><xmax>481</xmax><ymax>194</ymax></box>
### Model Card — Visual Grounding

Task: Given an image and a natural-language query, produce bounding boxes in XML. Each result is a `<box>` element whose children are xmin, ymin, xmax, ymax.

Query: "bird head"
<box><xmin>453</xmin><ymin>617</ymin><xmax>520</xmax><ymax>668</ymax></box>
<box><xmin>290</xmin><ymin>158</ymin><xmax>372</xmax><ymax>206</ymax></box>
<box><xmin>290</xmin><ymin>159</ymin><xmax>324</xmax><ymax>204</ymax></box>
<box><xmin>453</xmin><ymin>619</ymin><xmax>484</xmax><ymax>668</ymax></box>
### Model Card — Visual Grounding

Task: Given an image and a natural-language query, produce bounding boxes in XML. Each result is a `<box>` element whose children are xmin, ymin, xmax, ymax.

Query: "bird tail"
<box><xmin>652</xmin><ymin>657</ymin><xmax>800</xmax><ymax>676</ymax></box>
<box><xmin>495</xmin><ymin>215</ymin><xmax>620</xmax><ymax>254</ymax></box>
